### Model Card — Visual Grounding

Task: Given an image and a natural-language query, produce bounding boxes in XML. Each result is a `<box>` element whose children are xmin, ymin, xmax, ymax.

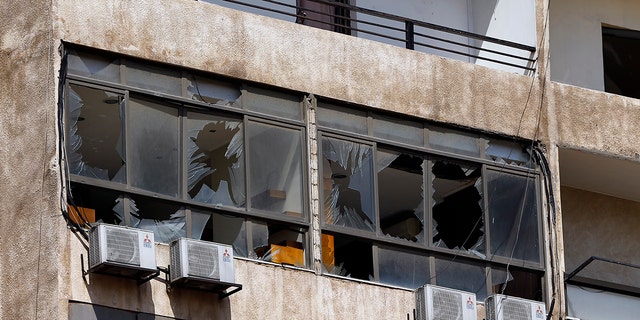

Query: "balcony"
<box><xmin>202</xmin><ymin>0</ymin><xmax>537</xmax><ymax>74</ymax></box>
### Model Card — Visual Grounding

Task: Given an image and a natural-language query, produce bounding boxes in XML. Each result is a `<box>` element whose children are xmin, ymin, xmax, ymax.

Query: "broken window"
<box><xmin>323</xmin><ymin>232</ymin><xmax>373</xmax><ymax>281</ymax></box>
<box><xmin>602</xmin><ymin>26</ymin><xmax>640</xmax><ymax>99</ymax></box>
<box><xmin>249</xmin><ymin>122</ymin><xmax>305</xmax><ymax>217</ymax></box>
<box><xmin>250</xmin><ymin>222</ymin><xmax>307</xmax><ymax>267</ymax></box>
<box><xmin>322</xmin><ymin>136</ymin><xmax>375</xmax><ymax>231</ymax></box>
<box><xmin>187</xmin><ymin>75</ymin><xmax>242</xmax><ymax>107</ymax></box>
<box><xmin>128</xmin><ymin>98</ymin><xmax>180</xmax><ymax>197</ymax></box>
<box><xmin>491</xmin><ymin>266</ymin><xmax>543</xmax><ymax>301</ymax></box>
<box><xmin>431</xmin><ymin>159</ymin><xmax>484</xmax><ymax>256</ymax></box>
<box><xmin>68</xmin><ymin>183</ymin><xmax>123</xmax><ymax>225</ymax></box>
<box><xmin>128</xmin><ymin>194</ymin><xmax>185</xmax><ymax>243</ymax></box>
<box><xmin>486</xmin><ymin>170</ymin><xmax>540</xmax><ymax>264</ymax></box>
<box><xmin>377</xmin><ymin>149</ymin><xmax>425</xmax><ymax>242</ymax></box>
<box><xmin>186</xmin><ymin>111</ymin><xmax>245</xmax><ymax>207</ymax></box>
<box><xmin>66</xmin><ymin>84</ymin><xmax>125</xmax><ymax>183</ymax></box>
<box><xmin>196</xmin><ymin>211</ymin><xmax>248</xmax><ymax>258</ymax></box>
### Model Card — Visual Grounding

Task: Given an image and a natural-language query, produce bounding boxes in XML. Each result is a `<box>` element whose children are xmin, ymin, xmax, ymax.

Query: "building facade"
<box><xmin>1</xmin><ymin>0</ymin><xmax>639</xmax><ymax>319</ymax></box>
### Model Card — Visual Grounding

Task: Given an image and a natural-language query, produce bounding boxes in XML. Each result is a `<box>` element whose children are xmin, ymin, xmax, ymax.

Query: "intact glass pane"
<box><xmin>129</xmin><ymin>98</ymin><xmax>180</xmax><ymax>197</ymax></box>
<box><xmin>67</xmin><ymin>49</ymin><xmax>120</xmax><ymax>83</ymax></box>
<box><xmin>377</xmin><ymin>149</ymin><xmax>425</xmax><ymax>243</ymax></box>
<box><xmin>186</xmin><ymin>111</ymin><xmax>245</xmax><ymax>208</ymax></box>
<box><xmin>317</xmin><ymin>102</ymin><xmax>368</xmax><ymax>134</ymax></box>
<box><xmin>373</xmin><ymin>114</ymin><xmax>424</xmax><ymax>147</ymax></box>
<box><xmin>240</xmin><ymin>86</ymin><xmax>302</xmax><ymax>120</ymax></box>
<box><xmin>322</xmin><ymin>137</ymin><xmax>375</xmax><ymax>231</ymax></box>
<box><xmin>378</xmin><ymin>247</ymin><xmax>430</xmax><ymax>289</ymax></box>
<box><xmin>429</xmin><ymin>127</ymin><xmax>481</xmax><ymax>157</ymax></box>
<box><xmin>187</xmin><ymin>75</ymin><xmax>242</xmax><ymax>107</ymax></box>
<box><xmin>67</xmin><ymin>84</ymin><xmax>125</xmax><ymax>183</ymax></box>
<box><xmin>435</xmin><ymin>257</ymin><xmax>488</xmax><ymax>301</ymax></box>
<box><xmin>431</xmin><ymin>159</ymin><xmax>485</xmax><ymax>256</ymax></box>
<box><xmin>487</xmin><ymin>171</ymin><xmax>540</xmax><ymax>264</ymax></box>
<box><xmin>248</xmin><ymin>122</ymin><xmax>305</xmax><ymax>217</ymax></box>
<box><xmin>128</xmin><ymin>194</ymin><xmax>184</xmax><ymax>243</ymax></box>
<box><xmin>126</xmin><ymin>61</ymin><xmax>182</xmax><ymax>96</ymax></box>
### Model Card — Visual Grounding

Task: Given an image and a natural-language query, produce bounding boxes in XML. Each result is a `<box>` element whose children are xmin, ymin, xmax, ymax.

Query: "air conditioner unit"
<box><xmin>88</xmin><ymin>224</ymin><xmax>158</xmax><ymax>279</ymax></box>
<box><xmin>169</xmin><ymin>238</ymin><xmax>235</xmax><ymax>291</ymax></box>
<box><xmin>415</xmin><ymin>284</ymin><xmax>478</xmax><ymax>320</ymax></box>
<box><xmin>485</xmin><ymin>294</ymin><xmax>546</xmax><ymax>320</ymax></box>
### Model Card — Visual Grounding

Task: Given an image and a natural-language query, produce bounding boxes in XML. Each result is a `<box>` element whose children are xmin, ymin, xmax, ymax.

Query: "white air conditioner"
<box><xmin>88</xmin><ymin>224</ymin><xmax>157</xmax><ymax>279</ymax></box>
<box><xmin>169</xmin><ymin>238</ymin><xmax>235</xmax><ymax>291</ymax></box>
<box><xmin>485</xmin><ymin>294</ymin><xmax>546</xmax><ymax>320</ymax></box>
<box><xmin>415</xmin><ymin>285</ymin><xmax>478</xmax><ymax>320</ymax></box>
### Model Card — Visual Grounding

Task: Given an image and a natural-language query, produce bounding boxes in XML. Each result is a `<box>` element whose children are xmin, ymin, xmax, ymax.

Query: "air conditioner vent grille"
<box><xmin>502</xmin><ymin>300</ymin><xmax>532</xmax><ymax>320</ymax></box>
<box><xmin>432</xmin><ymin>288</ymin><xmax>463</xmax><ymax>320</ymax></box>
<box><xmin>106</xmin><ymin>228</ymin><xmax>139</xmax><ymax>265</ymax></box>
<box><xmin>187</xmin><ymin>241</ymin><xmax>219</xmax><ymax>279</ymax></box>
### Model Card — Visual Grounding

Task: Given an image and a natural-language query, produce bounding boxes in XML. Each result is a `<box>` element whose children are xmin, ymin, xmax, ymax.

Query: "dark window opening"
<box><xmin>603</xmin><ymin>26</ymin><xmax>640</xmax><ymax>99</ymax></box>
<box><xmin>251</xmin><ymin>222</ymin><xmax>307</xmax><ymax>267</ymax></box>
<box><xmin>378</xmin><ymin>151</ymin><xmax>424</xmax><ymax>242</ymax></box>
<box><xmin>492</xmin><ymin>266</ymin><xmax>543</xmax><ymax>301</ymax></box>
<box><xmin>431</xmin><ymin>160</ymin><xmax>484</xmax><ymax>252</ymax></box>
<box><xmin>324</xmin><ymin>232</ymin><xmax>373</xmax><ymax>281</ymax></box>
<box><xmin>68</xmin><ymin>183</ymin><xmax>123</xmax><ymax>226</ymax></box>
<box><xmin>296</xmin><ymin>0</ymin><xmax>351</xmax><ymax>34</ymax></box>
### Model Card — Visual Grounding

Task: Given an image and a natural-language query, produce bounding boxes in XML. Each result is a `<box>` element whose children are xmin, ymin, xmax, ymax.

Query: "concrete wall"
<box><xmin>0</xmin><ymin>0</ymin><xmax>67</xmax><ymax>319</ymax></box>
<box><xmin>549</xmin><ymin>0</ymin><xmax>640</xmax><ymax>90</ymax></box>
<box><xmin>561</xmin><ymin>186</ymin><xmax>640</xmax><ymax>285</ymax></box>
<box><xmin>67</xmin><ymin>236</ymin><xmax>414</xmax><ymax>319</ymax></box>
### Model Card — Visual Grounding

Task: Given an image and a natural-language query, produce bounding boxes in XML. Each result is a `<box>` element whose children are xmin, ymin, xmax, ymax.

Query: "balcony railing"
<box><xmin>204</xmin><ymin>0</ymin><xmax>537</xmax><ymax>73</ymax></box>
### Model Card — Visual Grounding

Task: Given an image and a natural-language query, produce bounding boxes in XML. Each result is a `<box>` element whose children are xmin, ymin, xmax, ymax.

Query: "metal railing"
<box><xmin>207</xmin><ymin>0</ymin><xmax>537</xmax><ymax>73</ymax></box>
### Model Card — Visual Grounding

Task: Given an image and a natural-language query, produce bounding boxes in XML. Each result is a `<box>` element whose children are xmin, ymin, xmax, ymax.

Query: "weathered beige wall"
<box><xmin>67</xmin><ymin>236</ymin><xmax>415</xmax><ymax>319</ymax></box>
<box><xmin>551</xmin><ymin>83</ymin><xmax>640</xmax><ymax>159</ymax></box>
<box><xmin>561</xmin><ymin>186</ymin><xmax>640</xmax><ymax>284</ymax></box>
<box><xmin>0</xmin><ymin>0</ymin><xmax>66</xmax><ymax>319</ymax></box>
<box><xmin>55</xmin><ymin>0</ymin><xmax>544</xmax><ymax>141</ymax></box>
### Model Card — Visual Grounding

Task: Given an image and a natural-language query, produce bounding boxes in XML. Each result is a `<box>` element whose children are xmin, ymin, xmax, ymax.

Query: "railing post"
<box><xmin>405</xmin><ymin>20</ymin><xmax>414</xmax><ymax>50</ymax></box>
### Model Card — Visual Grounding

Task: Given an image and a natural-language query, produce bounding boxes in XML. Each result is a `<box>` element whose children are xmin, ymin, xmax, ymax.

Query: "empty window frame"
<box><xmin>602</xmin><ymin>26</ymin><xmax>640</xmax><ymax>99</ymax></box>
<box><xmin>63</xmin><ymin>48</ymin><xmax>309</xmax><ymax>265</ymax></box>
<box><xmin>317</xmin><ymin>101</ymin><xmax>544</xmax><ymax>300</ymax></box>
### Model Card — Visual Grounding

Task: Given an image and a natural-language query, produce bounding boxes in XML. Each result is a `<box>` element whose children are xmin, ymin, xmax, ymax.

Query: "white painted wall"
<box><xmin>567</xmin><ymin>285</ymin><xmax>640</xmax><ymax>320</ymax></box>
<box><xmin>550</xmin><ymin>0</ymin><xmax>640</xmax><ymax>90</ymax></box>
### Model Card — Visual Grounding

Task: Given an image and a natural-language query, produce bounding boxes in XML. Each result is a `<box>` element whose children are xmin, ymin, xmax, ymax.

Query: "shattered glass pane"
<box><xmin>487</xmin><ymin>171</ymin><xmax>540</xmax><ymax>264</ymax></box>
<box><xmin>239</xmin><ymin>86</ymin><xmax>302</xmax><ymax>120</ymax></box>
<box><xmin>128</xmin><ymin>195</ymin><xmax>184</xmax><ymax>243</ymax></box>
<box><xmin>373</xmin><ymin>114</ymin><xmax>424</xmax><ymax>147</ymax></box>
<box><xmin>324</xmin><ymin>233</ymin><xmax>373</xmax><ymax>281</ymax></box>
<box><xmin>250</xmin><ymin>222</ymin><xmax>306</xmax><ymax>267</ymax></box>
<box><xmin>377</xmin><ymin>149</ymin><xmax>425</xmax><ymax>242</ymax></box>
<box><xmin>435</xmin><ymin>257</ymin><xmax>488</xmax><ymax>301</ymax></box>
<box><xmin>322</xmin><ymin>137</ymin><xmax>375</xmax><ymax>231</ymax></box>
<box><xmin>187</xmin><ymin>111</ymin><xmax>245</xmax><ymax>208</ymax></box>
<box><xmin>69</xmin><ymin>183</ymin><xmax>124</xmax><ymax>225</ymax></box>
<box><xmin>194</xmin><ymin>210</ymin><xmax>248</xmax><ymax>258</ymax></box>
<box><xmin>126</xmin><ymin>61</ymin><xmax>182</xmax><ymax>96</ymax></box>
<box><xmin>378</xmin><ymin>247</ymin><xmax>430</xmax><ymax>289</ymax></box>
<box><xmin>492</xmin><ymin>266</ymin><xmax>543</xmax><ymax>301</ymax></box>
<box><xmin>186</xmin><ymin>74</ymin><xmax>241</xmax><ymax>107</ymax></box>
<box><xmin>66</xmin><ymin>49</ymin><xmax>120</xmax><ymax>82</ymax></box>
<box><xmin>317</xmin><ymin>102</ymin><xmax>368</xmax><ymax>135</ymax></box>
<box><xmin>248</xmin><ymin>122</ymin><xmax>304</xmax><ymax>217</ymax></box>
<box><xmin>486</xmin><ymin>140</ymin><xmax>533</xmax><ymax>167</ymax></box>
<box><xmin>67</xmin><ymin>84</ymin><xmax>125</xmax><ymax>183</ymax></box>
<box><xmin>129</xmin><ymin>98</ymin><xmax>179</xmax><ymax>197</ymax></box>
<box><xmin>432</xmin><ymin>159</ymin><xmax>485</xmax><ymax>255</ymax></box>
<box><xmin>429</xmin><ymin>127</ymin><xmax>481</xmax><ymax>157</ymax></box>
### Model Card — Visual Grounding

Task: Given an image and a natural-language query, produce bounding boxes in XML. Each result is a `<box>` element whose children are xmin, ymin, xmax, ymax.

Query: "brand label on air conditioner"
<box><xmin>223</xmin><ymin>248</ymin><xmax>232</xmax><ymax>263</ymax></box>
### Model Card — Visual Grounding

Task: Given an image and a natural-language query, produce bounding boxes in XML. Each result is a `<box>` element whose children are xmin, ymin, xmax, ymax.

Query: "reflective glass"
<box><xmin>129</xmin><ymin>98</ymin><xmax>180</xmax><ymax>197</ymax></box>
<box><xmin>317</xmin><ymin>102</ymin><xmax>368</xmax><ymax>134</ymax></box>
<box><xmin>248</xmin><ymin>122</ymin><xmax>305</xmax><ymax>217</ymax></box>
<box><xmin>378</xmin><ymin>247</ymin><xmax>430</xmax><ymax>289</ymax></box>
<box><xmin>67</xmin><ymin>49</ymin><xmax>120</xmax><ymax>83</ymax></box>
